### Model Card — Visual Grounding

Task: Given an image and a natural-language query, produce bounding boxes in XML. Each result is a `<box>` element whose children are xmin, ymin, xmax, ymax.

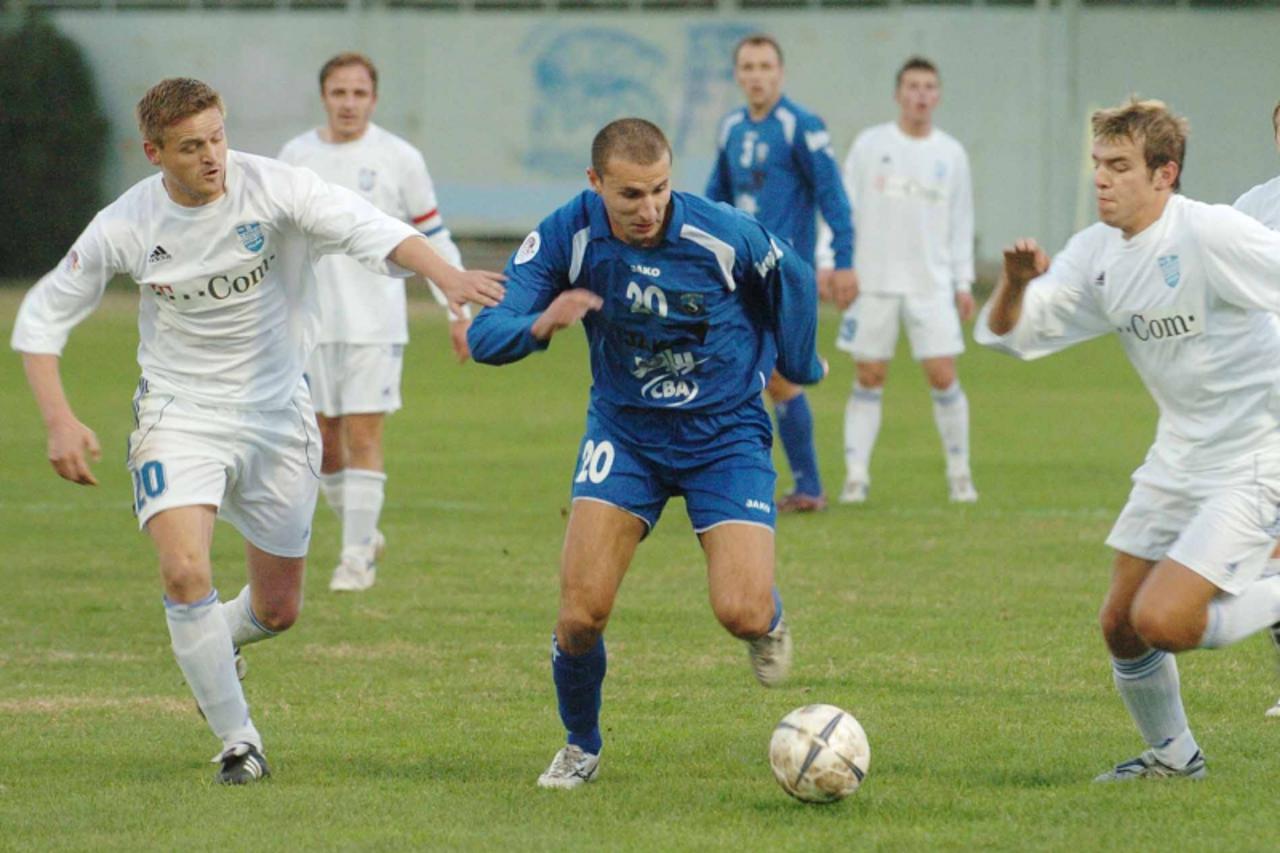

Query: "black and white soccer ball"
<box><xmin>768</xmin><ymin>703</ymin><xmax>870</xmax><ymax>803</ymax></box>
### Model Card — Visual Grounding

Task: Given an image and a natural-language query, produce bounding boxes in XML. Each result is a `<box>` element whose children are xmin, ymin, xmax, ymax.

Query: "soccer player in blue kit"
<box><xmin>468</xmin><ymin>118</ymin><xmax>825</xmax><ymax>789</ymax></box>
<box><xmin>706</xmin><ymin>33</ymin><xmax>857</xmax><ymax>512</ymax></box>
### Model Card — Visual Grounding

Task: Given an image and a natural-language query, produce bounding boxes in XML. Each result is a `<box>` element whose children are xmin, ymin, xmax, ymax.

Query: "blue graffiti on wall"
<box><xmin>522</xmin><ymin>22</ymin><xmax>757</xmax><ymax>179</ymax></box>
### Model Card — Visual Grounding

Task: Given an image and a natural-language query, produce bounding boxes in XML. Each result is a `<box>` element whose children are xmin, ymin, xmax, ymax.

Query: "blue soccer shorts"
<box><xmin>568</xmin><ymin>407</ymin><xmax>777</xmax><ymax>534</ymax></box>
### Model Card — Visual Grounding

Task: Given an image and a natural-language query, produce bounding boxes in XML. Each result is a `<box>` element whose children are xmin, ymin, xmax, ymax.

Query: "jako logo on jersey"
<box><xmin>753</xmin><ymin>239</ymin><xmax>784</xmax><ymax>278</ymax></box>
<box><xmin>746</xmin><ymin>498</ymin><xmax>771</xmax><ymax>513</ymax></box>
<box><xmin>515</xmin><ymin>231</ymin><xmax>540</xmax><ymax>265</ymax></box>
<box><xmin>1122</xmin><ymin>309</ymin><xmax>1201</xmax><ymax>343</ymax></box>
<box><xmin>206</xmin><ymin>253</ymin><xmax>276</xmax><ymax>300</ymax></box>
<box><xmin>630</xmin><ymin>264</ymin><xmax>660</xmax><ymax>277</ymax></box>
<box><xmin>236</xmin><ymin>222</ymin><xmax>265</xmax><ymax>253</ymax></box>
<box><xmin>1158</xmin><ymin>254</ymin><xmax>1180</xmax><ymax>287</ymax></box>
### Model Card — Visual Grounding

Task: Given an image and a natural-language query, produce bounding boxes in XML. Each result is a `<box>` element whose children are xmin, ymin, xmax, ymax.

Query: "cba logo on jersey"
<box><xmin>236</xmin><ymin>222</ymin><xmax>265</xmax><ymax>253</ymax></box>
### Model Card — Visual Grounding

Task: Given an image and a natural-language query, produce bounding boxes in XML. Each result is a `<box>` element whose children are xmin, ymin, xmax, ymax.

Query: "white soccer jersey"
<box><xmin>11</xmin><ymin>150</ymin><xmax>417</xmax><ymax>410</ymax></box>
<box><xmin>1234</xmin><ymin>173</ymin><xmax>1280</xmax><ymax>229</ymax></box>
<box><xmin>278</xmin><ymin>123</ymin><xmax>463</xmax><ymax>343</ymax></box>
<box><xmin>817</xmin><ymin>122</ymin><xmax>974</xmax><ymax>295</ymax></box>
<box><xmin>976</xmin><ymin>194</ymin><xmax>1280</xmax><ymax>472</ymax></box>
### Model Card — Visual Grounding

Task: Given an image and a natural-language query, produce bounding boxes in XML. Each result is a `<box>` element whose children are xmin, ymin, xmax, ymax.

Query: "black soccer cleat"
<box><xmin>214</xmin><ymin>742</ymin><xmax>270</xmax><ymax>785</ymax></box>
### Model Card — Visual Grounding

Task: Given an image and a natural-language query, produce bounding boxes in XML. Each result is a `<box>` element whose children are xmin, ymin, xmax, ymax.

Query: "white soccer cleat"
<box><xmin>372</xmin><ymin>530</ymin><xmax>386</xmax><ymax>561</ymax></box>
<box><xmin>948</xmin><ymin>475</ymin><xmax>979</xmax><ymax>503</ymax></box>
<box><xmin>537</xmin><ymin>744</ymin><xmax>600</xmax><ymax>789</ymax></box>
<box><xmin>1266</xmin><ymin>700</ymin><xmax>1280</xmax><ymax>719</ymax></box>
<box><xmin>329</xmin><ymin>555</ymin><xmax>376</xmax><ymax>592</ymax></box>
<box><xmin>839</xmin><ymin>479</ymin><xmax>869</xmax><ymax>504</ymax></box>
<box><xmin>746</xmin><ymin>617</ymin><xmax>793</xmax><ymax>687</ymax></box>
<box><xmin>1093</xmin><ymin>749</ymin><xmax>1206</xmax><ymax>782</ymax></box>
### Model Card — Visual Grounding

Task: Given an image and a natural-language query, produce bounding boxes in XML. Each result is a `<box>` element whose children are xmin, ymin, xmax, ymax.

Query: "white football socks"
<box><xmin>166</xmin><ymin>590</ymin><xmax>261</xmax><ymax>750</ymax></box>
<box><xmin>319</xmin><ymin>470</ymin><xmax>344</xmax><ymax>522</ymax></box>
<box><xmin>1112</xmin><ymin>649</ymin><xmax>1200</xmax><ymax>768</ymax></box>
<box><xmin>342</xmin><ymin>469</ymin><xmax>386</xmax><ymax>563</ymax></box>
<box><xmin>219</xmin><ymin>584</ymin><xmax>276</xmax><ymax>648</ymax></box>
<box><xmin>1199</xmin><ymin>575</ymin><xmax>1280</xmax><ymax>649</ymax></box>
<box><xmin>844</xmin><ymin>383</ymin><xmax>882</xmax><ymax>484</ymax></box>
<box><xmin>931</xmin><ymin>380</ymin><xmax>971</xmax><ymax>478</ymax></box>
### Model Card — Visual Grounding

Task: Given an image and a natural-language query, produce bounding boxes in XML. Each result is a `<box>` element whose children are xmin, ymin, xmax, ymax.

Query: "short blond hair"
<box><xmin>1091</xmin><ymin>97</ymin><xmax>1189</xmax><ymax>191</ymax></box>
<box><xmin>136</xmin><ymin>78</ymin><xmax>224</xmax><ymax>147</ymax></box>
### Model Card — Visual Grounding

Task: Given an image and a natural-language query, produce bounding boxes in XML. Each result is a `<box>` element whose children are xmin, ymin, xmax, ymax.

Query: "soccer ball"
<box><xmin>768</xmin><ymin>704</ymin><xmax>870</xmax><ymax>803</ymax></box>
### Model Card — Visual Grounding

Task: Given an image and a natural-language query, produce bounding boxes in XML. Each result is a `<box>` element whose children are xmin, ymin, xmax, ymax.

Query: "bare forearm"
<box><xmin>389</xmin><ymin>236</ymin><xmax>455</xmax><ymax>286</ymax></box>
<box><xmin>21</xmin><ymin>353</ymin><xmax>75</xmax><ymax>427</ymax></box>
<box><xmin>986</xmin><ymin>273</ymin><xmax>1026</xmax><ymax>336</ymax></box>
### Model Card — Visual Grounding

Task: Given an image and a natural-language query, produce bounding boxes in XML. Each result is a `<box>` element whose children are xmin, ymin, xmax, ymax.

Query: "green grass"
<box><xmin>1</xmin><ymin>285</ymin><xmax>1278</xmax><ymax>851</ymax></box>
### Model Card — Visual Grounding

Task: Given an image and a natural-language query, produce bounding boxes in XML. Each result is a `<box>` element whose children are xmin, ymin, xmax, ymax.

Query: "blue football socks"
<box><xmin>775</xmin><ymin>393</ymin><xmax>823</xmax><ymax>497</ymax></box>
<box><xmin>552</xmin><ymin>634</ymin><xmax>606</xmax><ymax>755</ymax></box>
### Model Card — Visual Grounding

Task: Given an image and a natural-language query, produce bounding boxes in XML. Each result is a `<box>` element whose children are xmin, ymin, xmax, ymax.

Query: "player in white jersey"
<box><xmin>278</xmin><ymin>53</ymin><xmax>467</xmax><ymax>593</ymax></box>
<box><xmin>979</xmin><ymin>98</ymin><xmax>1280</xmax><ymax>781</ymax></box>
<box><xmin>817</xmin><ymin>57</ymin><xmax>976</xmax><ymax>504</ymax></box>
<box><xmin>1231</xmin><ymin>99</ymin><xmax>1280</xmax><ymax>719</ymax></box>
<box><xmin>10</xmin><ymin>78</ymin><xmax>504</xmax><ymax>784</ymax></box>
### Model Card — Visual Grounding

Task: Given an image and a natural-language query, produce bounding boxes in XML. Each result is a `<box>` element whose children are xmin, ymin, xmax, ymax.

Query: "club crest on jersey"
<box><xmin>1158</xmin><ymin>254</ymin><xmax>1180</xmax><ymax>287</ymax></box>
<box><xmin>359</xmin><ymin>168</ymin><xmax>376</xmax><ymax>192</ymax></box>
<box><xmin>678</xmin><ymin>292</ymin><xmax>705</xmax><ymax>315</ymax></box>
<box><xmin>514</xmin><ymin>231</ymin><xmax>540</xmax><ymax>265</ymax></box>
<box><xmin>236</xmin><ymin>222</ymin><xmax>265</xmax><ymax>253</ymax></box>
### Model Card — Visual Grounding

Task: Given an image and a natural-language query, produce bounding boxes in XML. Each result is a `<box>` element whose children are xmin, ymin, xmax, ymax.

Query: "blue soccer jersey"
<box><xmin>468</xmin><ymin>190</ymin><xmax>823</xmax><ymax>421</ymax></box>
<box><xmin>706</xmin><ymin>95</ymin><xmax>854</xmax><ymax>270</ymax></box>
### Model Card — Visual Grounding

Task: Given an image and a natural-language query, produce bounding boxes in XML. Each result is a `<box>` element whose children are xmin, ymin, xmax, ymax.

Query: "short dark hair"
<box><xmin>895</xmin><ymin>56</ymin><xmax>939</xmax><ymax>88</ymax></box>
<box><xmin>319</xmin><ymin>52</ymin><xmax>378</xmax><ymax>94</ymax></box>
<box><xmin>734</xmin><ymin>33</ymin><xmax>783</xmax><ymax>67</ymax></box>
<box><xmin>136</xmin><ymin>78</ymin><xmax>225</xmax><ymax>147</ymax></box>
<box><xmin>591</xmin><ymin>118</ymin><xmax>672</xmax><ymax>177</ymax></box>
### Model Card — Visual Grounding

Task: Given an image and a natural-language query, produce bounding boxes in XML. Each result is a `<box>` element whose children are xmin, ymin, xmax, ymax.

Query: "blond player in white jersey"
<box><xmin>980</xmin><ymin>98</ymin><xmax>1280</xmax><ymax>782</ymax></box>
<box><xmin>1231</xmin><ymin>99</ymin><xmax>1280</xmax><ymax>720</ymax></box>
<box><xmin>10</xmin><ymin>78</ymin><xmax>504</xmax><ymax>785</ymax></box>
<box><xmin>279</xmin><ymin>53</ymin><xmax>466</xmax><ymax>593</ymax></box>
<box><xmin>817</xmin><ymin>57</ymin><xmax>977</xmax><ymax>504</ymax></box>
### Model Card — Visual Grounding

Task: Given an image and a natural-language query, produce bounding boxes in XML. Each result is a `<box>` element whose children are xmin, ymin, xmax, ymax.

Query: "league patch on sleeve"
<box><xmin>514</xmin><ymin>231</ymin><xmax>541</xmax><ymax>265</ymax></box>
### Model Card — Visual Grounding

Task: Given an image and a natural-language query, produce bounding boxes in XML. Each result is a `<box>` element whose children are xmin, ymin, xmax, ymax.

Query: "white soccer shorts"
<box><xmin>305</xmin><ymin>342</ymin><xmax>404</xmax><ymax>417</ymax></box>
<box><xmin>835</xmin><ymin>291</ymin><xmax>964</xmax><ymax>362</ymax></box>
<box><xmin>126</xmin><ymin>380</ymin><xmax>322</xmax><ymax>558</ymax></box>
<box><xmin>1106</xmin><ymin>451</ymin><xmax>1280</xmax><ymax>594</ymax></box>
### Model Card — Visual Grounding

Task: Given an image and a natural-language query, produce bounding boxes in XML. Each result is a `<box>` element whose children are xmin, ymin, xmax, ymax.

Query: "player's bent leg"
<box><xmin>768</xmin><ymin>373</ymin><xmax>825</xmax><ymax>511</ymax></box>
<box><xmin>148</xmin><ymin>506</ymin><xmax>264</xmax><ymax>775</ymax></box>
<box><xmin>244</xmin><ymin>543</ymin><xmax>306</xmax><ymax>634</ymax></box>
<box><xmin>701</xmin><ymin>522</ymin><xmax>790</xmax><ymax>686</ymax></box>
<box><xmin>1096</xmin><ymin>552</ymin><xmax>1204</xmax><ymax>781</ymax></box>
<box><xmin>539</xmin><ymin>500</ymin><xmax>645</xmax><ymax>789</ymax></box>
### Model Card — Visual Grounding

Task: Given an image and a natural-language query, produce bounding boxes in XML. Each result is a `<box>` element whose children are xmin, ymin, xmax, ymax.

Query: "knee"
<box><xmin>925</xmin><ymin>363</ymin><xmax>957</xmax><ymax>391</ymax></box>
<box><xmin>255</xmin><ymin>596</ymin><xmax>302</xmax><ymax>633</ymax></box>
<box><xmin>1098</xmin><ymin>599</ymin><xmax>1146</xmax><ymax>657</ymax></box>
<box><xmin>714</xmin><ymin>593</ymin><xmax>774</xmax><ymax>640</ymax></box>
<box><xmin>1130</xmin><ymin>599</ymin><xmax>1197</xmax><ymax>652</ymax></box>
<box><xmin>160</xmin><ymin>551</ymin><xmax>212</xmax><ymax>603</ymax></box>
<box><xmin>557</xmin><ymin>606</ymin><xmax>608</xmax><ymax>654</ymax></box>
<box><xmin>855</xmin><ymin>362</ymin><xmax>887</xmax><ymax>389</ymax></box>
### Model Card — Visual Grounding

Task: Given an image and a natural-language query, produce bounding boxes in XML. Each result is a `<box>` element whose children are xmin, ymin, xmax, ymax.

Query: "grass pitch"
<box><xmin>1</xmin><ymin>284</ymin><xmax>1278</xmax><ymax>851</ymax></box>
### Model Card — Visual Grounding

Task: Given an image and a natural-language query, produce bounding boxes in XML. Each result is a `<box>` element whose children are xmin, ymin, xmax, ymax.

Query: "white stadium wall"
<box><xmin>51</xmin><ymin>7</ymin><xmax>1280</xmax><ymax>262</ymax></box>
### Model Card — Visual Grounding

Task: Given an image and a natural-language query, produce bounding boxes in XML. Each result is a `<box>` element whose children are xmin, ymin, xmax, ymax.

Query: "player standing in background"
<box><xmin>10</xmin><ymin>78</ymin><xmax>504</xmax><ymax>784</ymax></box>
<box><xmin>470</xmin><ymin>119</ymin><xmax>824</xmax><ymax>789</ymax></box>
<box><xmin>279</xmin><ymin>53</ymin><xmax>469</xmax><ymax>593</ymax></box>
<box><xmin>817</xmin><ymin>57</ymin><xmax>977</xmax><ymax>504</ymax></box>
<box><xmin>706</xmin><ymin>33</ymin><xmax>856</xmax><ymax>513</ymax></box>
<box><xmin>1230</xmin><ymin>99</ymin><xmax>1280</xmax><ymax>719</ymax></box>
<box><xmin>980</xmin><ymin>98</ymin><xmax>1280</xmax><ymax>781</ymax></box>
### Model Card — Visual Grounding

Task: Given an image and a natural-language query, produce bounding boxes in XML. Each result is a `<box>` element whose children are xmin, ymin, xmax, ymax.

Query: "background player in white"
<box><xmin>279</xmin><ymin>53</ymin><xmax>469</xmax><ymax>592</ymax></box>
<box><xmin>818</xmin><ymin>57</ymin><xmax>976</xmax><ymax>504</ymax></box>
<box><xmin>979</xmin><ymin>98</ymin><xmax>1280</xmax><ymax>781</ymax></box>
<box><xmin>1231</xmin><ymin>99</ymin><xmax>1280</xmax><ymax>719</ymax></box>
<box><xmin>10</xmin><ymin>78</ymin><xmax>504</xmax><ymax>784</ymax></box>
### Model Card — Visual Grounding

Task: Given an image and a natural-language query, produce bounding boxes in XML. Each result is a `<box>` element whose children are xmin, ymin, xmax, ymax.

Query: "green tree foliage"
<box><xmin>0</xmin><ymin>18</ymin><xmax>108</xmax><ymax>277</ymax></box>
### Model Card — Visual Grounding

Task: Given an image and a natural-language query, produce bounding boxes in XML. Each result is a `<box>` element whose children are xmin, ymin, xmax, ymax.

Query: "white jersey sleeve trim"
<box><xmin>680</xmin><ymin>224</ymin><xmax>737</xmax><ymax>292</ymax></box>
<box><xmin>568</xmin><ymin>227</ymin><xmax>591</xmax><ymax>284</ymax></box>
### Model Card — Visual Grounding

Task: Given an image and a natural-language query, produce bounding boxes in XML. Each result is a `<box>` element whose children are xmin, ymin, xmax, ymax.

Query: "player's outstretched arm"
<box><xmin>530</xmin><ymin>289</ymin><xmax>603</xmax><ymax>342</ymax></box>
<box><xmin>987</xmin><ymin>238</ymin><xmax>1049</xmax><ymax>335</ymax></box>
<box><xmin>20</xmin><ymin>353</ymin><xmax>101</xmax><ymax>486</ymax></box>
<box><xmin>389</xmin><ymin>236</ymin><xmax>506</xmax><ymax>315</ymax></box>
